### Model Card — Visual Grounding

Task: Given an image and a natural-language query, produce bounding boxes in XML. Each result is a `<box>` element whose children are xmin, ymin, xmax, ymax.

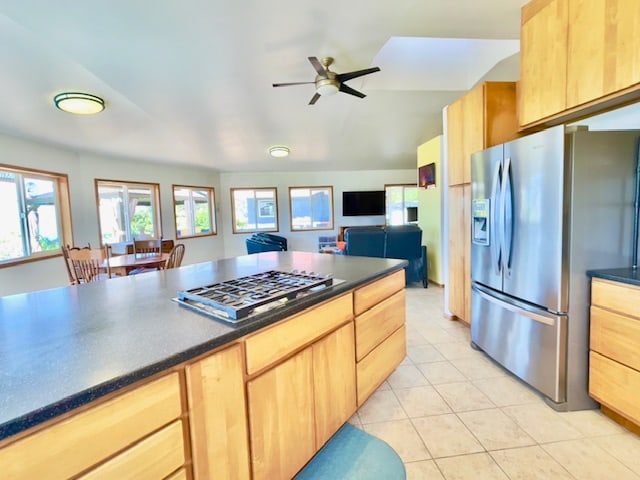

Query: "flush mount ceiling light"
<box><xmin>315</xmin><ymin>78</ymin><xmax>339</xmax><ymax>97</ymax></box>
<box><xmin>53</xmin><ymin>92</ymin><xmax>105</xmax><ymax>115</ymax></box>
<box><xmin>269</xmin><ymin>145</ymin><xmax>290</xmax><ymax>158</ymax></box>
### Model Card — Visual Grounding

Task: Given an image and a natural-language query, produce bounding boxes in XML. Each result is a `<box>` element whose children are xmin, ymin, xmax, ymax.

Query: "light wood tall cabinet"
<box><xmin>589</xmin><ymin>278</ymin><xmax>640</xmax><ymax>432</ymax></box>
<box><xmin>186</xmin><ymin>343</ymin><xmax>251</xmax><ymax>480</ymax></box>
<box><xmin>447</xmin><ymin>185</ymin><xmax>471</xmax><ymax>323</ymax></box>
<box><xmin>519</xmin><ymin>0</ymin><xmax>640</xmax><ymax>129</ymax></box>
<box><xmin>446</xmin><ymin>81</ymin><xmax>518</xmax><ymax>323</ymax></box>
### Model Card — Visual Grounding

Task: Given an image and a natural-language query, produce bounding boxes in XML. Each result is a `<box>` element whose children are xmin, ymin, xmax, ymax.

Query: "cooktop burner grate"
<box><xmin>175</xmin><ymin>270</ymin><xmax>334</xmax><ymax>322</ymax></box>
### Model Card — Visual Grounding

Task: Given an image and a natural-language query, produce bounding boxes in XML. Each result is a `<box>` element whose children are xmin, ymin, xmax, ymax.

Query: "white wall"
<box><xmin>219</xmin><ymin>170</ymin><xmax>416</xmax><ymax>258</ymax></box>
<box><xmin>0</xmin><ymin>133</ymin><xmax>223</xmax><ymax>296</ymax></box>
<box><xmin>0</xmin><ymin>132</ymin><xmax>416</xmax><ymax>297</ymax></box>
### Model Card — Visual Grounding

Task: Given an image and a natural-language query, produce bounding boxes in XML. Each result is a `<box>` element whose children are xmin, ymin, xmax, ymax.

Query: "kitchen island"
<box><xmin>0</xmin><ymin>251</ymin><xmax>408</xmax><ymax>479</ymax></box>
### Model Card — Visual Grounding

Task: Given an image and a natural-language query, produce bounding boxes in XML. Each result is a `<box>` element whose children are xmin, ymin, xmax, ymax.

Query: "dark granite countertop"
<box><xmin>586</xmin><ymin>267</ymin><xmax>640</xmax><ymax>287</ymax></box>
<box><xmin>0</xmin><ymin>252</ymin><xmax>407</xmax><ymax>440</ymax></box>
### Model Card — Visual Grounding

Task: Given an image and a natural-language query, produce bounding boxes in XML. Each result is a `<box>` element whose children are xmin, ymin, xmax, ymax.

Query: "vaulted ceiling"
<box><xmin>0</xmin><ymin>1</ymin><xmax>527</xmax><ymax>172</ymax></box>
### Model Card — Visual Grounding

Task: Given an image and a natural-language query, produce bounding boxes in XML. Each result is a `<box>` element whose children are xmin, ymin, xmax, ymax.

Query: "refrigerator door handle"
<box><xmin>473</xmin><ymin>284</ymin><xmax>556</xmax><ymax>326</ymax></box>
<box><xmin>490</xmin><ymin>162</ymin><xmax>502</xmax><ymax>275</ymax></box>
<box><xmin>501</xmin><ymin>156</ymin><xmax>514</xmax><ymax>277</ymax></box>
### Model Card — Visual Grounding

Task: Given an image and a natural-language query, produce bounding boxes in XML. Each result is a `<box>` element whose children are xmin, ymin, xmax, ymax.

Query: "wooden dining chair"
<box><xmin>67</xmin><ymin>246</ymin><xmax>111</xmax><ymax>284</ymax></box>
<box><xmin>133</xmin><ymin>237</ymin><xmax>162</xmax><ymax>255</ymax></box>
<box><xmin>164</xmin><ymin>243</ymin><xmax>185</xmax><ymax>269</ymax></box>
<box><xmin>62</xmin><ymin>244</ymin><xmax>91</xmax><ymax>285</ymax></box>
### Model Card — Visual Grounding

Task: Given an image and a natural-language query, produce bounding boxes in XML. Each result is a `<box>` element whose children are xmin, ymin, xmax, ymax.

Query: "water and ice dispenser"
<box><xmin>472</xmin><ymin>199</ymin><xmax>490</xmax><ymax>246</ymax></box>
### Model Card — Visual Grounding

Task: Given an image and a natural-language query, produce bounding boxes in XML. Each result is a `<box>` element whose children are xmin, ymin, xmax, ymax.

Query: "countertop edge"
<box><xmin>586</xmin><ymin>267</ymin><xmax>640</xmax><ymax>287</ymax></box>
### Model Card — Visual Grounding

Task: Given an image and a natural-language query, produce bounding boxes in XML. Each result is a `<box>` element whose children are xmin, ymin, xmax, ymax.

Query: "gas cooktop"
<box><xmin>174</xmin><ymin>270</ymin><xmax>337</xmax><ymax>323</ymax></box>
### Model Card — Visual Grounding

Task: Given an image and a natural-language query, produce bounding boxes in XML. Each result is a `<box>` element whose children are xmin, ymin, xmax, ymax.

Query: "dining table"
<box><xmin>106</xmin><ymin>252</ymin><xmax>170</xmax><ymax>276</ymax></box>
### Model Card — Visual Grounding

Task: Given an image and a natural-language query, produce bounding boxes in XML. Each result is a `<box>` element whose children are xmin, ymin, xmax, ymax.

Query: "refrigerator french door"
<box><xmin>470</xmin><ymin>126</ymin><xmax>568</xmax><ymax>405</ymax></box>
<box><xmin>470</xmin><ymin>125</ymin><xmax>638</xmax><ymax>411</ymax></box>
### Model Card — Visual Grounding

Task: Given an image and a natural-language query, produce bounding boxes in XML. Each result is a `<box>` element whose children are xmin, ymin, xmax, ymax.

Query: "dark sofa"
<box><xmin>344</xmin><ymin>225</ymin><xmax>428</xmax><ymax>287</ymax></box>
<box><xmin>245</xmin><ymin>233</ymin><xmax>288</xmax><ymax>253</ymax></box>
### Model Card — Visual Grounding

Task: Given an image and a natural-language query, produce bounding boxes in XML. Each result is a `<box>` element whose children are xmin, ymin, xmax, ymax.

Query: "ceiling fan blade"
<box><xmin>336</xmin><ymin>67</ymin><xmax>381</xmax><ymax>83</ymax></box>
<box><xmin>273</xmin><ymin>81</ymin><xmax>315</xmax><ymax>87</ymax></box>
<box><xmin>339</xmin><ymin>83</ymin><xmax>366</xmax><ymax>99</ymax></box>
<box><xmin>308</xmin><ymin>57</ymin><xmax>327</xmax><ymax>77</ymax></box>
<box><xmin>308</xmin><ymin>93</ymin><xmax>321</xmax><ymax>105</ymax></box>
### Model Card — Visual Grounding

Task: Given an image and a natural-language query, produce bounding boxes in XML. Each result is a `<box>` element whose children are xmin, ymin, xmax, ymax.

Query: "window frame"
<box><xmin>0</xmin><ymin>163</ymin><xmax>72</xmax><ymax>268</ymax></box>
<box><xmin>288</xmin><ymin>186</ymin><xmax>334</xmax><ymax>232</ymax></box>
<box><xmin>95</xmin><ymin>179</ymin><xmax>162</xmax><ymax>245</ymax></box>
<box><xmin>384</xmin><ymin>183</ymin><xmax>419</xmax><ymax>226</ymax></box>
<box><xmin>172</xmin><ymin>184</ymin><xmax>217</xmax><ymax>239</ymax></box>
<box><xmin>230</xmin><ymin>187</ymin><xmax>279</xmax><ymax>234</ymax></box>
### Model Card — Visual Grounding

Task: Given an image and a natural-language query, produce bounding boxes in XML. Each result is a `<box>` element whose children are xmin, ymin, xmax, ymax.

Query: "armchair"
<box><xmin>384</xmin><ymin>225</ymin><xmax>428</xmax><ymax>288</ymax></box>
<box><xmin>344</xmin><ymin>227</ymin><xmax>386</xmax><ymax>257</ymax></box>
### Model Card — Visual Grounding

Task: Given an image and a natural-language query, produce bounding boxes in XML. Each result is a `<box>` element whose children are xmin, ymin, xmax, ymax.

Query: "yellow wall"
<box><xmin>417</xmin><ymin>136</ymin><xmax>443</xmax><ymax>285</ymax></box>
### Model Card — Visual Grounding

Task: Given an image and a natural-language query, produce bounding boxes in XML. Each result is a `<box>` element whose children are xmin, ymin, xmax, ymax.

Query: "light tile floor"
<box><xmin>349</xmin><ymin>285</ymin><xmax>640</xmax><ymax>480</ymax></box>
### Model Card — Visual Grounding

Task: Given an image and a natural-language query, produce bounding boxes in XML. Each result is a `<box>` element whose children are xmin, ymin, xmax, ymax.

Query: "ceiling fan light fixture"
<box><xmin>269</xmin><ymin>145</ymin><xmax>290</xmax><ymax>158</ymax></box>
<box><xmin>315</xmin><ymin>80</ymin><xmax>339</xmax><ymax>97</ymax></box>
<box><xmin>54</xmin><ymin>92</ymin><xmax>105</xmax><ymax>115</ymax></box>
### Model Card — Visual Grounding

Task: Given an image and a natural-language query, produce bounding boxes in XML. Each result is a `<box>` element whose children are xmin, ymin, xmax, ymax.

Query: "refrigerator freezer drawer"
<box><xmin>471</xmin><ymin>284</ymin><xmax>567</xmax><ymax>404</ymax></box>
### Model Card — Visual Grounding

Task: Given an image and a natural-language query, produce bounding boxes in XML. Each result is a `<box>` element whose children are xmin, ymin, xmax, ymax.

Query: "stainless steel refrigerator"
<box><xmin>470</xmin><ymin>124</ymin><xmax>638</xmax><ymax>411</ymax></box>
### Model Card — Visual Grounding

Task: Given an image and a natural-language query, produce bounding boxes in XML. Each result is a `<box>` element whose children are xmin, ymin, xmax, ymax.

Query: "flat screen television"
<box><xmin>342</xmin><ymin>190</ymin><xmax>385</xmax><ymax>216</ymax></box>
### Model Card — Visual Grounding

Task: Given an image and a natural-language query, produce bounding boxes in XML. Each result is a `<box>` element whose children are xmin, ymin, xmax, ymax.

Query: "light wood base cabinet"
<box><xmin>0</xmin><ymin>373</ymin><xmax>184</xmax><ymax>480</ymax></box>
<box><xmin>247</xmin><ymin>322</ymin><xmax>356</xmax><ymax>480</ymax></box>
<box><xmin>356</xmin><ymin>325</ymin><xmax>406</xmax><ymax>405</ymax></box>
<box><xmin>313</xmin><ymin>323</ymin><xmax>357</xmax><ymax>447</ymax></box>
<box><xmin>589</xmin><ymin>278</ymin><xmax>640</xmax><ymax>429</ymax></box>
<box><xmin>186</xmin><ymin>343</ymin><xmax>251</xmax><ymax>480</ymax></box>
<box><xmin>353</xmin><ymin>272</ymin><xmax>407</xmax><ymax>405</ymax></box>
<box><xmin>248</xmin><ymin>347</ymin><xmax>316</xmax><ymax>480</ymax></box>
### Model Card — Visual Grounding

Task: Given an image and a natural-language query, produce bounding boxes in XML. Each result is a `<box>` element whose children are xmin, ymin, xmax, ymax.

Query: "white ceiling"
<box><xmin>0</xmin><ymin>1</ymin><xmax>528</xmax><ymax>173</ymax></box>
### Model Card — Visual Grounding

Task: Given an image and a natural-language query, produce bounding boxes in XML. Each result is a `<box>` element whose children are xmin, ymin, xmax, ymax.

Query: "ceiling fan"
<box><xmin>273</xmin><ymin>56</ymin><xmax>381</xmax><ymax>105</ymax></box>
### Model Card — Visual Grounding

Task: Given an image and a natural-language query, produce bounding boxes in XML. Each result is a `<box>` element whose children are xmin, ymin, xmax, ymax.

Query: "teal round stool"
<box><xmin>295</xmin><ymin>424</ymin><xmax>406</xmax><ymax>480</ymax></box>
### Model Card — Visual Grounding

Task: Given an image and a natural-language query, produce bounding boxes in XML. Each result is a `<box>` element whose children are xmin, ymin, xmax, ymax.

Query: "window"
<box><xmin>96</xmin><ymin>180</ymin><xmax>161</xmax><ymax>244</ymax></box>
<box><xmin>0</xmin><ymin>165</ymin><xmax>71</xmax><ymax>265</ymax></box>
<box><xmin>173</xmin><ymin>185</ymin><xmax>216</xmax><ymax>239</ymax></box>
<box><xmin>231</xmin><ymin>187</ymin><xmax>278</xmax><ymax>233</ymax></box>
<box><xmin>289</xmin><ymin>186</ymin><xmax>334</xmax><ymax>231</ymax></box>
<box><xmin>385</xmin><ymin>184</ymin><xmax>418</xmax><ymax>226</ymax></box>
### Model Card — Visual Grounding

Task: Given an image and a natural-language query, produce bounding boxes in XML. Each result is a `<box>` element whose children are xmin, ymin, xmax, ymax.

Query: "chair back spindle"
<box><xmin>164</xmin><ymin>244</ymin><xmax>185</xmax><ymax>269</ymax></box>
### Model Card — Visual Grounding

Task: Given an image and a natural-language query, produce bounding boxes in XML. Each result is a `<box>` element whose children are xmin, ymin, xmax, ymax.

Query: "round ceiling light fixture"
<box><xmin>53</xmin><ymin>92</ymin><xmax>105</xmax><ymax>115</ymax></box>
<box><xmin>315</xmin><ymin>78</ymin><xmax>339</xmax><ymax>97</ymax></box>
<box><xmin>269</xmin><ymin>145</ymin><xmax>290</xmax><ymax>158</ymax></box>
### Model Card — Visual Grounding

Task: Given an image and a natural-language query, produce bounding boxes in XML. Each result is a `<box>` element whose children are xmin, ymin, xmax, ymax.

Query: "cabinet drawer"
<box><xmin>356</xmin><ymin>325</ymin><xmax>406</xmax><ymax>405</ymax></box>
<box><xmin>591</xmin><ymin>278</ymin><xmax>640</xmax><ymax>319</ymax></box>
<box><xmin>79</xmin><ymin>420</ymin><xmax>185</xmax><ymax>480</ymax></box>
<box><xmin>1</xmin><ymin>373</ymin><xmax>182</xmax><ymax>480</ymax></box>
<box><xmin>354</xmin><ymin>270</ymin><xmax>405</xmax><ymax>316</ymax></box>
<box><xmin>589</xmin><ymin>351</ymin><xmax>640</xmax><ymax>426</ymax></box>
<box><xmin>355</xmin><ymin>290</ymin><xmax>405</xmax><ymax>361</ymax></box>
<box><xmin>245</xmin><ymin>293</ymin><xmax>353</xmax><ymax>375</ymax></box>
<box><xmin>590</xmin><ymin>305</ymin><xmax>640</xmax><ymax>371</ymax></box>
<box><xmin>166</xmin><ymin>469</ymin><xmax>188</xmax><ymax>480</ymax></box>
